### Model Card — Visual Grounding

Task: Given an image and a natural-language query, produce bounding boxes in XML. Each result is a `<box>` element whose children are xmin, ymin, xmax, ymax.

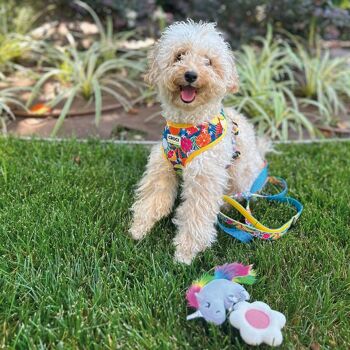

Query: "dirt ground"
<box><xmin>8</xmin><ymin>102</ymin><xmax>350</xmax><ymax>141</ymax></box>
<box><xmin>8</xmin><ymin>105</ymin><xmax>165</xmax><ymax>141</ymax></box>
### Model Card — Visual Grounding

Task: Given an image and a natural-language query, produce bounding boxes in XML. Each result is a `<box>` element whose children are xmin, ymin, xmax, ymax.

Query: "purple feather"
<box><xmin>214</xmin><ymin>263</ymin><xmax>252</xmax><ymax>280</ymax></box>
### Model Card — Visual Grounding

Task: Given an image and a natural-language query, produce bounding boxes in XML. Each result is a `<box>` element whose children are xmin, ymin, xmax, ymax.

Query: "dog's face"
<box><xmin>145</xmin><ymin>21</ymin><xmax>239</xmax><ymax>113</ymax></box>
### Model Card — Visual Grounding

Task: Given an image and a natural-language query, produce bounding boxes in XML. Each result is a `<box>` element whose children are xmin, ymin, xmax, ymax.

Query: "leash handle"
<box><xmin>218</xmin><ymin>165</ymin><xmax>303</xmax><ymax>242</ymax></box>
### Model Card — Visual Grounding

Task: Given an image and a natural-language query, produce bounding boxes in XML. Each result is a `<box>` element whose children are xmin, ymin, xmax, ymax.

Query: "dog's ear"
<box><xmin>144</xmin><ymin>41</ymin><xmax>160</xmax><ymax>86</ymax></box>
<box><xmin>227</xmin><ymin>52</ymin><xmax>239</xmax><ymax>94</ymax></box>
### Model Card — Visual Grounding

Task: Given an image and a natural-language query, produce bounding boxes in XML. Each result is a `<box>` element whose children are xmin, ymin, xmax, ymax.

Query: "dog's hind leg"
<box><xmin>129</xmin><ymin>144</ymin><xmax>178</xmax><ymax>240</ymax></box>
<box><xmin>173</xmin><ymin>158</ymin><xmax>229</xmax><ymax>264</ymax></box>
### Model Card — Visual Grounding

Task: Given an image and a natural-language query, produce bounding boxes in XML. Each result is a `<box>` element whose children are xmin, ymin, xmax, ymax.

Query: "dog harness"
<box><xmin>162</xmin><ymin>110</ymin><xmax>239</xmax><ymax>173</ymax></box>
<box><xmin>161</xmin><ymin>111</ymin><xmax>303</xmax><ymax>242</ymax></box>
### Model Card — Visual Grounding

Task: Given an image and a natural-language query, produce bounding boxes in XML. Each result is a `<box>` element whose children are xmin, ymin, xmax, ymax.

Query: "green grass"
<box><xmin>0</xmin><ymin>138</ymin><xmax>349</xmax><ymax>349</ymax></box>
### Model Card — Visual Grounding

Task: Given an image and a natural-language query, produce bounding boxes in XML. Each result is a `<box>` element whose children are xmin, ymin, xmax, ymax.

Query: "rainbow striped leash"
<box><xmin>217</xmin><ymin>164</ymin><xmax>303</xmax><ymax>243</ymax></box>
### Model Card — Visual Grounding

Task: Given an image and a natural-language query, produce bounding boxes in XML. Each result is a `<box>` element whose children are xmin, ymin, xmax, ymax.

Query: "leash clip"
<box><xmin>234</xmin><ymin>191</ymin><xmax>252</xmax><ymax>200</ymax></box>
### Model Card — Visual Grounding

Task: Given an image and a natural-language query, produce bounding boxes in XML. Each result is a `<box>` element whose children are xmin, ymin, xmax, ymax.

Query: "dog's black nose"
<box><xmin>184</xmin><ymin>71</ymin><xmax>197</xmax><ymax>83</ymax></box>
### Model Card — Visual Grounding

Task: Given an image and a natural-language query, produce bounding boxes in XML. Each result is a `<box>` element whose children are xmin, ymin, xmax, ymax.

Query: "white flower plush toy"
<box><xmin>229</xmin><ymin>301</ymin><xmax>286</xmax><ymax>347</ymax></box>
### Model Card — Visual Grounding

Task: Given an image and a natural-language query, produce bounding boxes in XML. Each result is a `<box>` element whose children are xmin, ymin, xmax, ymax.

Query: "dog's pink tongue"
<box><xmin>181</xmin><ymin>86</ymin><xmax>196</xmax><ymax>102</ymax></box>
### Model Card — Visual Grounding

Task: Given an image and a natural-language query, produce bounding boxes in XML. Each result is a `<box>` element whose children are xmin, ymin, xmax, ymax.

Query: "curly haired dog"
<box><xmin>129</xmin><ymin>21</ymin><xmax>267</xmax><ymax>264</ymax></box>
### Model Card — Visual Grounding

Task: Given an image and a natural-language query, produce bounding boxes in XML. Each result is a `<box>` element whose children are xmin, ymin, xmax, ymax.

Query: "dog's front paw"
<box><xmin>128</xmin><ymin>222</ymin><xmax>147</xmax><ymax>240</ymax></box>
<box><xmin>173</xmin><ymin>234</ymin><xmax>199</xmax><ymax>264</ymax></box>
<box><xmin>174</xmin><ymin>248</ymin><xmax>196</xmax><ymax>264</ymax></box>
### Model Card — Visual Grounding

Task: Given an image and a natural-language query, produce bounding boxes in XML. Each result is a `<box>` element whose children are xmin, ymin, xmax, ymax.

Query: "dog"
<box><xmin>129</xmin><ymin>21</ymin><xmax>267</xmax><ymax>264</ymax></box>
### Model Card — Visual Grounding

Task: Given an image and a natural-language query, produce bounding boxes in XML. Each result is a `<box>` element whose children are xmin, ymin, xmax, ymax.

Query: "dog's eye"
<box><xmin>205</xmin><ymin>57</ymin><xmax>212</xmax><ymax>66</ymax></box>
<box><xmin>175</xmin><ymin>52</ymin><xmax>184</xmax><ymax>62</ymax></box>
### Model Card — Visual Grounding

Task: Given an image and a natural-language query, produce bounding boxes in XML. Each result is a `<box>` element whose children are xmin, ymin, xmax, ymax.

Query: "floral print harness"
<box><xmin>162</xmin><ymin>110</ymin><xmax>240</xmax><ymax>173</ymax></box>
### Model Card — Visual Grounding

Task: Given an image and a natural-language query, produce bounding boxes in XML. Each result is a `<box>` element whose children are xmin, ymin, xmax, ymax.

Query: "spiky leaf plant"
<box><xmin>0</xmin><ymin>86</ymin><xmax>28</xmax><ymax>133</ymax></box>
<box><xmin>74</xmin><ymin>1</ymin><xmax>143</xmax><ymax>61</ymax></box>
<box><xmin>225</xmin><ymin>28</ymin><xmax>315</xmax><ymax>140</ymax></box>
<box><xmin>28</xmin><ymin>37</ymin><xmax>145</xmax><ymax>136</ymax></box>
<box><xmin>288</xmin><ymin>40</ymin><xmax>350</xmax><ymax>124</ymax></box>
<box><xmin>0</xmin><ymin>4</ymin><xmax>44</xmax><ymax>71</ymax></box>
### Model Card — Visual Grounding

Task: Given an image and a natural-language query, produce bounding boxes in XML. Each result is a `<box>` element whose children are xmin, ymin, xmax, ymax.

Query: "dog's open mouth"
<box><xmin>180</xmin><ymin>85</ymin><xmax>196</xmax><ymax>103</ymax></box>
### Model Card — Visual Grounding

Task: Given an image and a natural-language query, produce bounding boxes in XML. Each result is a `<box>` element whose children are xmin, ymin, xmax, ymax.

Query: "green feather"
<box><xmin>233</xmin><ymin>275</ymin><xmax>256</xmax><ymax>285</ymax></box>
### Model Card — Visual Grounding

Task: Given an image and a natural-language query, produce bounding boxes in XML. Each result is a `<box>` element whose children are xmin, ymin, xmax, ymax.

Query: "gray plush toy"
<box><xmin>186</xmin><ymin>263</ymin><xmax>255</xmax><ymax>325</ymax></box>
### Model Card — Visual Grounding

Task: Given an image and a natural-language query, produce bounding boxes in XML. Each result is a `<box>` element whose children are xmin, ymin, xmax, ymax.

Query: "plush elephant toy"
<box><xmin>186</xmin><ymin>263</ymin><xmax>255</xmax><ymax>325</ymax></box>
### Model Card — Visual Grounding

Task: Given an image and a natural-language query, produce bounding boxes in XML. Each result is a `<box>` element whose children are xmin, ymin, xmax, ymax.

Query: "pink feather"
<box><xmin>186</xmin><ymin>284</ymin><xmax>202</xmax><ymax>308</ymax></box>
<box><xmin>214</xmin><ymin>263</ymin><xmax>252</xmax><ymax>280</ymax></box>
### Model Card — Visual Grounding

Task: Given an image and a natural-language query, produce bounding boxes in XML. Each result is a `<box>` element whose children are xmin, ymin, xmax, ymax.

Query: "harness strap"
<box><xmin>218</xmin><ymin>165</ymin><xmax>303</xmax><ymax>243</ymax></box>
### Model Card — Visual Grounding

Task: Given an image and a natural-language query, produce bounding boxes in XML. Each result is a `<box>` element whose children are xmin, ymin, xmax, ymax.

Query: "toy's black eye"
<box><xmin>205</xmin><ymin>302</ymin><xmax>211</xmax><ymax>308</ymax></box>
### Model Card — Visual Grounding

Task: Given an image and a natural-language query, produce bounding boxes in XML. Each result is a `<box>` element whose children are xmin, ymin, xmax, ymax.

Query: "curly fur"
<box><xmin>129</xmin><ymin>20</ymin><xmax>267</xmax><ymax>264</ymax></box>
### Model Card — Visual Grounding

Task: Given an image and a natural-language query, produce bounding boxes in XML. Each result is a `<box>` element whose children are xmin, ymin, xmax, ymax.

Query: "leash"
<box><xmin>217</xmin><ymin>164</ymin><xmax>303</xmax><ymax>243</ymax></box>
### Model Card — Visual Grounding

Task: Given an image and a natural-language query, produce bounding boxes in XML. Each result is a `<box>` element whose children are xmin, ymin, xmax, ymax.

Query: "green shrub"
<box><xmin>160</xmin><ymin>0</ymin><xmax>350</xmax><ymax>47</ymax></box>
<box><xmin>0</xmin><ymin>3</ymin><xmax>44</xmax><ymax>71</ymax></box>
<box><xmin>74</xmin><ymin>1</ymin><xmax>139</xmax><ymax>61</ymax></box>
<box><xmin>0</xmin><ymin>86</ymin><xmax>28</xmax><ymax>133</ymax></box>
<box><xmin>28</xmin><ymin>38</ymin><xmax>145</xmax><ymax>136</ymax></box>
<box><xmin>4</xmin><ymin>0</ymin><xmax>350</xmax><ymax>46</ymax></box>
<box><xmin>0</xmin><ymin>35</ymin><xmax>30</xmax><ymax>67</ymax></box>
<box><xmin>288</xmin><ymin>40</ymin><xmax>350</xmax><ymax>124</ymax></box>
<box><xmin>225</xmin><ymin>28</ymin><xmax>315</xmax><ymax>140</ymax></box>
<box><xmin>25</xmin><ymin>1</ymin><xmax>147</xmax><ymax>137</ymax></box>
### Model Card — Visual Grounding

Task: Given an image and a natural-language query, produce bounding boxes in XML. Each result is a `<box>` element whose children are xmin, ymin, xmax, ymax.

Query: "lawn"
<box><xmin>0</xmin><ymin>138</ymin><xmax>349</xmax><ymax>349</ymax></box>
